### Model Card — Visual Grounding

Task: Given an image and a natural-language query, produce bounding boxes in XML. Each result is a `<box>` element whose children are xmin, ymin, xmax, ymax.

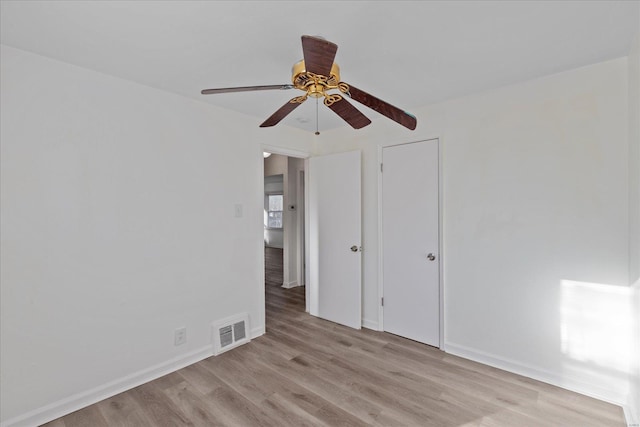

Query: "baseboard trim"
<box><xmin>444</xmin><ymin>342</ymin><xmax>626</xmax><ymax>408</ymax></box>
<box><xmin>0</xmin><ymin>345</ymin><xmax>213</xmax><ymax>427</ymax></box>
<box><xmin>362</xmin><ymin>318</ymin><xmax>379</xmax><ymax>331</ymax></box>
<box><xmin>281</xmin><ymin>281</ymin><xmax>299</xmax><ymax>289</ymax></box>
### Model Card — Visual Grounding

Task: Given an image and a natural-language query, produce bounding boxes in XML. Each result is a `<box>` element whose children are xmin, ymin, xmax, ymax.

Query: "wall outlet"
<box><xmin>174</xmin><ymin>327</ymin><xmax>187</xmax><ymax>346</ymax></box>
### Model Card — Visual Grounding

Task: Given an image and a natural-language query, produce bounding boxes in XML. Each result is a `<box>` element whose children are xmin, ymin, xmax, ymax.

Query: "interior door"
<box><xmin>382</xmin><ymin>139</ymin><xmax>439</xmax><ymax>346</ymax></box>
<box><xmin>308</xmin><ymin>150</ymin><xmax>361</xmax><ymax>329</ymax></box>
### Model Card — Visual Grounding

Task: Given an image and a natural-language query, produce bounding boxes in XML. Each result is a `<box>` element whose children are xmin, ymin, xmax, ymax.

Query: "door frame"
<box><xmin>297</xmin><ymin>169</ymin><xmax>306</xmax><ymax>289</ymax></box>
<box><xmin>260</xmin><ymin>144</ymin><xmax>311</xmax><ymax>318</ymax></box>
<box><xmin>377</xmin><ymin>138</ymin><xmax>444</xmax><ymax>349</ymax></box>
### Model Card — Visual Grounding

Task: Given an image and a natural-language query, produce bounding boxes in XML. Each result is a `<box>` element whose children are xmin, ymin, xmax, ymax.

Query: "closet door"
<box><xmin>382</xmin><ymin>139</ymin><xmax>439</xmax><ymax>346</ymax></box>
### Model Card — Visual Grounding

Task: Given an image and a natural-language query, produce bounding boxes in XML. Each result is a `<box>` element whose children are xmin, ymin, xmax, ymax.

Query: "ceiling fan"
<box><xmin>201</xmin><ymin>35</ymin><xmax>417</xmax><ymax>132</ymax></box>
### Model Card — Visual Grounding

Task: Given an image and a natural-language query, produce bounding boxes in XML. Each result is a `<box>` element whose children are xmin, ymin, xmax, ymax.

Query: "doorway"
<box><xmin>380</xmin><ymin>139</ymin><xmax>442</xmax><ymax>347</ymax></box>
<box><xmin>260</xmin><ymin>147</ymin><xmax>363</xmax><ymax>332</ymax></box>
<box><xmin>262</xmin><ymin>149</ymin><xmax>308</xmax><ymax>325</ymax></box>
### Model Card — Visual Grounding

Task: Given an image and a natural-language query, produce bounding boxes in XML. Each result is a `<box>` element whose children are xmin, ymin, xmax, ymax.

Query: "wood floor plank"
<box><xmin>95</xmin><ymin>391</ymin><xmax>155</xmax><ymax>427</ymax></box>
<box><xmin>163</xmin><ymin>380</ymin><xmax>227</xmax><ymax>427</ymax></box>
<box><xmin>96</xmin><ymin>392</ymin><xmax>153</xmax><ymax>427</ymax></box>
<box><xmin>43</xmin><ymin>247</ymin><xmax>627</xmax><ymax>426</ymax></box>
<box><xmin>175</xmin><ymin>362</ymin><xmax>227</xmax><ymax>396</ymax></box>
<box><xmin>49</xmin><ymin>404</ymin><xmax>110</xmax><ymax>427</ymax></box>
<box><xmin>129</xmin><ymin>381</ymin><xmax>193</xmax><ymax>426</ymax></box>
<box><xmin>203</xmin><ymin>344</ymin><xmax>374</xmax><ymax>427</ymax></box>
<box><xmin>259</xmin><ymin>392</ymin><xmax>328</xmax><ymax>427</ymax></box>
<box><xmin>199</xmin><ymin>352</ymin><xmax>277</xmax><ymax>406</ymax></box>
<box><xmin>254</xmin><ymin>332</ymin><xmax>460</xmax><ymax>426</ymax></box>
<box><xmin>244</xmin><ymin>338</ymin><xmax>407</xmax><ymax>426</ymax></box>
<box><xmin>201</xmin><ymin>384</ymin><xmax>280</xmax><ymax>427</ymax></box>
<box><xmin>40</xmin><ymin>419</ymin><xmax>67</xmax><ymax>427</ymax></box>
<box><xmin>263</xmin><ymin>320</ymin><xmax>502</xmax><ymax>425</ymax></box>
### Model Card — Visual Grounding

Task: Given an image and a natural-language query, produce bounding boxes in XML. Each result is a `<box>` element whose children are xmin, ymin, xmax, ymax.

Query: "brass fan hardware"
<box><xmin>201</xmin><ymin>35</ymin><xmax>417</xmax><ymax>131</ymax></box>
<box><xmin>291</xmin><ymin>60</ymin><xmax>341</xmax><ymax>99</ymax></box>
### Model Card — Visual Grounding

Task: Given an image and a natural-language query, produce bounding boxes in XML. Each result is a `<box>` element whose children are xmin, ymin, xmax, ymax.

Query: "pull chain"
<box><xmin>315</xmin><ymin>97</ymin><xmax>320</xmax><ymax>135</ymax></box>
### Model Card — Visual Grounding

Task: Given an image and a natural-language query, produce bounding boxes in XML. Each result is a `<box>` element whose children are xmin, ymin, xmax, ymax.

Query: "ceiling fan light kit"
<box><xmin>201</xmin><ymin>35</ymin><xmax>417</xmax><ymax>132</ymax></box>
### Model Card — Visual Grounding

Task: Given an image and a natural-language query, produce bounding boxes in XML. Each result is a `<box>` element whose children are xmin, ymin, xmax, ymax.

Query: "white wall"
<box><xmin>627</xmin><ymin>17</ymin><xmax>640</xmax><ymax>424</ymax></box>
<box><xmin>263</xmin><ymin>153</ymin><xmax>287</xmax><ymax>177</ymax></box>
<box><xmin>0</xmin><ymin>45</ymin><xmax>312</xmax><ymax>426</ymax></box>
<box><xmin>629</xmin><ymin>0</ymin><xmax>640</xmax><ymax>290</ymax></box>
<box><xmin>314</xmin><ymin>58</ymin><xmax>632</xmax><ymax>406</ymax></box>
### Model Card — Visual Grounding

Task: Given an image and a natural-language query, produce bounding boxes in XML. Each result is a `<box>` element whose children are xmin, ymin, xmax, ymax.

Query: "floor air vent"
<box><xmin>212</xmin><ymin>313</ymin><xmax>250</xmax><ymax>355</ymax></box>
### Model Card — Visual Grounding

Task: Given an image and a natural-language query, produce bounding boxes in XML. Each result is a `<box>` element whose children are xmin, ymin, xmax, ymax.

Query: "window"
<box><xmin>267</xmin><ymin>194</ymin><xmax>283</xmax><ymax>228</ymax></box>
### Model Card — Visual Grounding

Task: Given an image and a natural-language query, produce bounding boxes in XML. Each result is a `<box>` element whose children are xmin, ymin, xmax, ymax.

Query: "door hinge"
<box><xmin>380</xmin><ymin>163</ymin><xmax>383</xmax><ymax>173</ymax></box>
<box><xmin>381</xmin><ymin>297</ymin><xmax>384</xmax><ymax>306</ymax></box>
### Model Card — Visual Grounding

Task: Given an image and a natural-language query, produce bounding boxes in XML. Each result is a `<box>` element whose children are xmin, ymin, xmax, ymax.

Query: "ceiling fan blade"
<box><xmin>201</xmin><ymin>84</ymin><xmax>294</xmax><ymax>95</ymax></box>
<box><xmin>342</xmin><ymin>83</ymin><xmax>417</xmax><ymax>130</ymax></box>
<box><xmin>301</xmin><ymin>35</ymin><xmax>338</xmax><ymax>76</ymax></box>
<box><xmin>325</xmin><ymin>96</ymin><xmax>371</xmax><ymax>129</ymax></box>
<box><xmin>260</xmin><ymin>97</ymin><xmax>307</xmax><ymax>127</ymax></box>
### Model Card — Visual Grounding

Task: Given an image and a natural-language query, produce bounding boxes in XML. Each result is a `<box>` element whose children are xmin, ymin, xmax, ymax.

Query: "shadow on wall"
<box><xmin>559</xmin><ymin>279</ymin><xmax>635</xmax><ymax>402</ymax></box>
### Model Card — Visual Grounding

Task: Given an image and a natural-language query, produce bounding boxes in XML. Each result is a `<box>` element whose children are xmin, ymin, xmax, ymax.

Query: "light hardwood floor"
<box><xmin>44</xmin><ymin>247</ymin><xmax>626</xmax><ymax>426</ymax></box>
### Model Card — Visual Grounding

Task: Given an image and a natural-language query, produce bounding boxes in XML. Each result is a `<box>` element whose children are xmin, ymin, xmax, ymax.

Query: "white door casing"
<box><xmin>381</xmin><ymin>139</ymin><xmax>440</xmax><ymax>346</ymax></box>
<box><xmin>308</xmin><ymin>150</ymin><xmax>362</xmax><ymax>329</ymax></box>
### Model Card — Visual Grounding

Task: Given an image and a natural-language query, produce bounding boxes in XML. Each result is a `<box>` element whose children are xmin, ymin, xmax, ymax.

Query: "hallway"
<box><xmin>265</xmin><ymin>247</ymin><xmax>306</xmax><ymax>329</ymax></box>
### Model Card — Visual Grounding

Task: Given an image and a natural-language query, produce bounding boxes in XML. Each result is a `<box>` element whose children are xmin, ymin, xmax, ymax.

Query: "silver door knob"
<box><xmin>427</xmin><ymin>253</ymin><xmax>436</xmax><ymax>261</ymax></box>
<box><xmin>350</xmin><ymin>245</ymin><xmax>359</xmax><ymax>252</ymax></box>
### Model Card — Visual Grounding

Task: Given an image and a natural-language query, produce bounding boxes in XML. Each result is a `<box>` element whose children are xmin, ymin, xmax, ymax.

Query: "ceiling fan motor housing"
<box><xmin>291</xmin><ymin>60</ymin><xmax>341</xmax><ymax>98</ymax></box>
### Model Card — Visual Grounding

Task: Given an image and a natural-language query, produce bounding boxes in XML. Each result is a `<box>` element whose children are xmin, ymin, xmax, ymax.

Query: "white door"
<box><xmin>382</xmin><ymin>139</ymin><xmax>439</xmax><ymax>346</ymax></box>
<box><xmin>308</xmin><ymin>151</ymin><xmax>361</xmax><ymax>329</ymax></box>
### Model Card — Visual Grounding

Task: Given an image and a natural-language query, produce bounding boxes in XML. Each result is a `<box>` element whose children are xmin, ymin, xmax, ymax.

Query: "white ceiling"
<box><xmin>1</xmin><ymin>1</ymin><xmax>638</xmax><ymax>133</ymax></box>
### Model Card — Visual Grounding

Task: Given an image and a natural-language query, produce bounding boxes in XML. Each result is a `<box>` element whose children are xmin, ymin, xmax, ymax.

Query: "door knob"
<box><xmin>427</xmin><ymin>253</ymin><xmax>436</xmax><ymax>261</ymax></box>
<box><xmin>351</xmin><ymin>245</ymin><xmax>359</xmax><ymax>252</ymax></box>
